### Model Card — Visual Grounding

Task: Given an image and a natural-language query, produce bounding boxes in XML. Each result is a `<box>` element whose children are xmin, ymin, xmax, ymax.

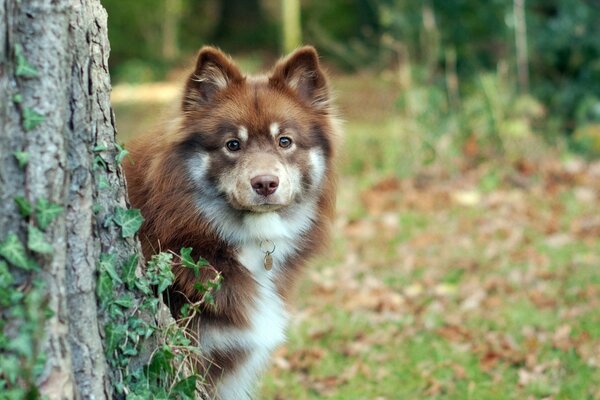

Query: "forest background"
<box><xmin>103</xmin><ymin>0</ymin><xmax>600</xmax><ymax>398</ymax></box>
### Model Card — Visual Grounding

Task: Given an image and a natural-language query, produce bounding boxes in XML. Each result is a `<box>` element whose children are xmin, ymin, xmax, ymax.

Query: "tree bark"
<box><xmin>0</xmin><ymin>0</ymin><xmax>141</xmax><ymax>398</ymax></box>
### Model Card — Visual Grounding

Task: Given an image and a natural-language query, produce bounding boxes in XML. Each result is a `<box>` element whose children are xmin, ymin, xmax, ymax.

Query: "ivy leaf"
<box><xmin>113</xmin><ymin>208</ymin><xmax>144</xmax><ymax>238</ymax></box>
<box><xmin>180</xmin><ymin>247</ymin><xmax>196</xmax><ymax>269</ymax></box>
<box><xmin>94</xmin><ymin>154</ymin><xmax>107</xmax><ymax>170</ymax></box>
<box><xmin>147</xmin><ymin>252</ymin><xmax>174</xmax><ymax>293</ymax></box>
<box><xmin>35</xmin><ymin>198</ymin><xmax>63</xmax><ymax>230</ymax></box>
<box><xmin>22</xmin><ymin>108</ymin><xmax>45</xmax><ymax>131</ymax></box>
<box><xmin>180</xmin><ymin>247</ymin><xmax>209</xmax><ymax>277</ymax></box>
<box><xmin>97</xmin><ymin>271</ymin><xmax>113</xmax><ymax>308</ymax></box>
<box><xmin>92</xmin><ymin>143</ymin><xmax>108</xmax><ymax>152</ymax></box>
<box><xmin>97</xmin><ymin>174</ymin><xmax>109</xmax><ymax>190</ymax></box>
<box><xmin>171</xmin><ymin>375</ymin><xmax>199</xmax><ymax>398</ymax></box>
<box><xmin>99</xmin><ymin>253</ymin><xmax>121</xmax><ymax>284</ymax></box>
<box><xmin>14</xmin><ymin>44</ymin><xmax>38</xmax><ymax>78</ymax></box>
<box><xmin>104</xmin><ymin>322</ymin><xmax>127</xmax><ymax>356</ymax></box>
<box><xmin>7</xmin><ymin>334</ymin><xmax>33</xmax><ymax>359</ymax></box>
<box><xmin>148</xmin><ymin>345</ymin><xmax>175</xmax><ymax>379</ymax></box>
<box><xmin>0</xmin><ymin>356</ymin><xmax>20</xmax><ymax>385</ymax></box>
<box><xmin>0</xmin><ymin>233</ymin><xmax>38</xmax><ymax>270</ymax></box>
<box><xmin>113</xmin><ymin>293</ymin><xmax>134</xmax><ymax>309</ymax></box>
<box><xmin>135</xmin><ymin>277</ymin><xmax>153</xmax><ymax>296</ymax></box>
<box><xmin>14</xmin><ymin>196</ymin><xmax>32</xmax><ymax>217</ymax></box>
<box><xmin>32</xmin><ymin>353</ymin><xmax>47</xmax><ymax>379</ymax></box>
<box><xmin>121</xmin><ymin>254</ymin><xmax>138</xmax><ymax>289</ymax></box>
<box><xmin>0</xmin><ymin>261</ymin><xmax>14</xmax><ymax>291</ymax></box>
<box><xmin>27</xmin><ymin>225</ymin><xmax>53</xmax><ymax>254</ymax></box>
<box><xmin>13</xmin><ymin>152</ymin><xmax>29</xmax><ymax>169</ymax></box>
<box><xmin>115</xmin><ymin>143</ymin><xmax>129</xmax><ymax>165</ymax></box>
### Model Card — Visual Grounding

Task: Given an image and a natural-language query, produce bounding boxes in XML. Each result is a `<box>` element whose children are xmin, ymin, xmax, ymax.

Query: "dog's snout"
<box><xmin>251</xmin><ymin>175</ymin><xmax>279</xmax><ymax>196</ymax></box>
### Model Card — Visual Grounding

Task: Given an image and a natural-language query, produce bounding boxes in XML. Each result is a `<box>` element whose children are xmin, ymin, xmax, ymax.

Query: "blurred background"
<box><xmin>103</xmin><ymin>0</ymin><xmax>600</xmax><ymax>398</ymax></box>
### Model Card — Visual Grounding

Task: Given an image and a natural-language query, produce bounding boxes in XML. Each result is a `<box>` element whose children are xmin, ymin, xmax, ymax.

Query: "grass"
<box><xmin>259</xmin><ymin>170</ymin><xmax>600</xmax><ymax>399</ymax></box>
<box><xmin>112</xmin><ymin>71</ymin><xmax>600</xmax><ymax>399</ymax></box>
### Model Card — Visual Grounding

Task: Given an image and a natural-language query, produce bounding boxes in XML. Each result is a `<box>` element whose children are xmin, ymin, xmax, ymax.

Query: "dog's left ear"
<box><xmin>270</xmin><ymin>46</ymin><xmax>330</xmax><ymax>112</ymax></box>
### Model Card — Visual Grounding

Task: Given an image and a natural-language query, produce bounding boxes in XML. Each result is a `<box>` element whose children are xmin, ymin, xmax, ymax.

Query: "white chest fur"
<box><xmin>200</xmin><ymin>207</ymin><xmax>318</xmax><ymax>399</ymax></box>
<box><xmin>203</xmin><ymin>235</ymin><xmax>293</xmax><ymax>398</ymax></box>
<box><xmin>202</xmin><ymin>244</ymin><xmax>289</xmax><ymax>400</ymax></box>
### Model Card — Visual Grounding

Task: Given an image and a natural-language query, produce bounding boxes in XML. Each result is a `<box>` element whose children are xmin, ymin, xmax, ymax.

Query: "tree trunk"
<box><xmin>514</xmin><ymin>0</ymin><xmax>529</xmax><ymax>94</ymax></box>
<box><xmin>162</xmin><ymin>0</ymin><xmax>181</xmax><ymax>61</ymax></box>
<box><xmin>0</xmin><ymin>0</ymin><xmax>142</xmax><ymax>398</ymax></box>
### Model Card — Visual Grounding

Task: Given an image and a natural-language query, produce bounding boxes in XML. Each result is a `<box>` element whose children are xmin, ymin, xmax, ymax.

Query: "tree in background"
<box><xmin>282</xmin><ymin>0</ymin><xmax>302</xmax><ymax>53</ymax></box>
<box><xmin>100</xmin><ymin>0</ymin><xmax>600</xmax><ymax>139</ymax></box>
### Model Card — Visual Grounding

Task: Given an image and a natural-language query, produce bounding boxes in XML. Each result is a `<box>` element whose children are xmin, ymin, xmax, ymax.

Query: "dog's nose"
<box><xmin>251</xmin><ymin>175</ymin><xmax>279</xmax><ymax>196</ymax></box>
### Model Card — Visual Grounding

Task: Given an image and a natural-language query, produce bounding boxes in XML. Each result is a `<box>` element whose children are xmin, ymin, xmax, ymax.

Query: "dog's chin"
<box><xmin>229</xmin><ymin>197</ymin><xmax>288</xmax><ymax>213</ymax></box>
<box><xmin>245</xmin><ymin>203</ymin><xmax>286</xmax><ymax>213</ymax></box>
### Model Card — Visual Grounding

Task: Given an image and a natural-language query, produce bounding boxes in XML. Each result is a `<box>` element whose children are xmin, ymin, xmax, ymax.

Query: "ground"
<box><xmin>113</xmin><ymin>72</ymin><xmax>600</xmax><ymax>399</ymax></box>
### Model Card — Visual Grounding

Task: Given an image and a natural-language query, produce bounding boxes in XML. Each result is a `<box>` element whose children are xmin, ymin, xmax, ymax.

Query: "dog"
<box><xmin>123</xmin><ymin>46</ymin><xmax>338</xmax><ymax>399</ymax></box>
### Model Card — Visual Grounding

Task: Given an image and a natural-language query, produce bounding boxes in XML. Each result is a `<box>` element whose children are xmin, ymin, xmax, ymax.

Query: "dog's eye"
<box><xmin>226</xmin><ymin>140</ymin><xmax>241</xmax><ymax>152</ymax></box>
<box><xmin>279</xmin><ymin>137</ymin><xmax>292</xmax><ymax>148</ymax></box>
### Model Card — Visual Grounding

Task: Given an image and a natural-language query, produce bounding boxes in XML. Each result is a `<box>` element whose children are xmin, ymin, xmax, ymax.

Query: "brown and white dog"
<box><xmin>124</xmin><ymin>46</ymin><xmax>338</xmax><ymax>399</ymax></box>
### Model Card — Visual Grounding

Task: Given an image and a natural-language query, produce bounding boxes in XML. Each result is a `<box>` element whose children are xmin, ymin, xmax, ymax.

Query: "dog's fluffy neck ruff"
<box><xmin>197</xmin><ymin>190</ymin><xmax>320</xmax><ymax>264</ymax></box>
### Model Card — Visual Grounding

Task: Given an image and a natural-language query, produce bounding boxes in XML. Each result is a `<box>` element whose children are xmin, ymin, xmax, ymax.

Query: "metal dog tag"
<box><xmin>264</xmin><ymin>252</ymin><xmax>273</xmax><ymax>271</ymax></box>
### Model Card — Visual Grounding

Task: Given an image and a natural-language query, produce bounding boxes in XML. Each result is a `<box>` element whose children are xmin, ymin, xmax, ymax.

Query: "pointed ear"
<box><xmin>182</xmin><ymin>46</ymin><xmax>243</xmax><ymax>111</ymax></box>
<box><xmin>269</xmin><ymin>46</ymin><xmax>330</xmax><ymax>111</ymax></box>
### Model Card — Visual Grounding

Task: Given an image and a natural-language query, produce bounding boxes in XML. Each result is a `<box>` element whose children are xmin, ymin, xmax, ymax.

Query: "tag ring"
<box><xmin>260</xmin><ymin>240</ymin><xmax>276</xmax><ymax>254</ymax></box>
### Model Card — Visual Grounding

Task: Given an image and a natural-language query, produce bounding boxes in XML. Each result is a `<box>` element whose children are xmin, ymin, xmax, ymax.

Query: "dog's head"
<box><xmin>177</xmin><ymin>46</ymin><xmax>335</xmax><ymax>216</ymax></box>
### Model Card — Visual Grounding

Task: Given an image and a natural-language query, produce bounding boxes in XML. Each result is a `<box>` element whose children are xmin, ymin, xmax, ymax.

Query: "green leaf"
<box><xmin>92</xmin><ymin>143</ymin><xmax>108</xmax><ymax>152</ymax></box>
<box><xmin>0</xmin><ymin>261</ymin><xmax>13</xmax><ymax>288</ymax></box>
<box><xmin>35</xmin><ymin>198</ymin><xmax>63</xmax><ymax>230</ymax></box>
<box><xmin>7</xmin><ymin>334</ymin><xmax>33</xmax><ymax>359</ymax></box>
<box><xmin>104</xmin><ymin>322</ymin><xmax>127</xmax><ymax>356</ymax></box>
<box><xmin>96</xmin><ymin>271</ymin><xmax>113</xmax><ymax>309</ymax></box>
<box><xmin>180</xmin><ymin>247</ymin><xmax>195</xmax><ymax>269</ymax></box>
<box><xmin>147</xmin><ymin>252</ymin><xmax>174</xmax><ymax>293</ymax></box>
<box><xmin>171</xmin><ymin>375</ymin><xmax>199</xmax><ymax>399</ymax></box>
<box><xmin>14</xmin><ymin>196</ymin><xmax>32</xmax><ymax>217</ymax></box>
<box><xmin>14</xmin><ymin>44</ymin><xmax>38</xmax><ymax>78</ymax></box>
<box><xmin>113</xmin><ymin>293</ymin><xmax>135</xmax><ymax>309</ymax></box>
<box><xmin>33</xmin><ymin>352</ymin><xmax>47</xmax><ymax>379</ymax></box>
<box><xmin>12</xmin><ymin>93</ymin><xmax>23</xmax><ymax>103</ymax></box>
<box><xmin>180</xmin><ymin>247</ymin><xmax>209</xmax><ymax>277</ymax></box>
<box><xmin>122</xmin><ymin>254</ymin><xmax>138</xmax><ymax>289</ymax></box>
<box><xmin>0</xmin><ymin>233</ymin><xmax>37</xmax><ymax>270</ymax></box>
<box><xmin>99</xmin><ymin>253</ymin><xmax>121</xmax><ymax>284</ymax></box>
<box><xmin>13</xmin><ymin>151</ymin><xmax>29</xmax><ymax>168</ymax></box>
<box><xmin>115</xmin><ymin>143</ymin><xmax>129</xmax><ymax>165</ymax></box>
<box><xmin>179</xmin><ymin>303</ymin><xmax>190</xmax><ymax>318</ymax></box>
<box><xmin>97</xmin><ymin>174</ymin><xmax>109</xmax><ymax>190</ymax></box>
<box><xmin>0</xmin><ymin>356</ymin><xmax>20</xmax><ymax>384</ymax></box>
<box><xmin>94</xmin><ymin>154</ymin><xmax>107</xmax><ymax>170</ymax></box>
<box><xmin>135</xmin><ymin>277</ymin><xmax>153</xmax><ymax>296</ymax></box>
<box><xmin>27</xmin><ymin>225</ymin><xmax>53</xmax><ymax>254</ymax></box>
<box><xmin>148</xmin><ymin>345</ymin><xmax>174</xmax><ymax>379</ymax></box>
<box><xmin>22</xmin><ymin>107</ymin><xmax>45</xmax><ymax>131</ymax></box>
<box><xmin>113</xmin><ymin>208</ymin><xmax>144</xmax><ymax>238</ymax></box>
<box><xmin>121</xmin><ymin>344</ymin><xmax>138</xmax><ymax>357</ymax></box>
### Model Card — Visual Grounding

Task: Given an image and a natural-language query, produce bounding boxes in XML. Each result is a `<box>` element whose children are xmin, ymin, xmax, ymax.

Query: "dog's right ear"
<box><xmin>182</xmin><ymin>47</ymin><xmax>243</xmax><ymax>111</ymax></box>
